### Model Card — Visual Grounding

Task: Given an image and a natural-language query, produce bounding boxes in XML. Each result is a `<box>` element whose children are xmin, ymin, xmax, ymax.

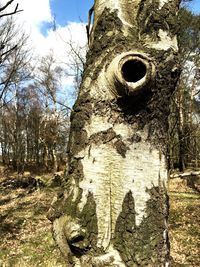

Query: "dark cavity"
<box><xmin>121</xmin><ymin>59</ymin><xmax>147</xmax><ymax>83</ymax></box>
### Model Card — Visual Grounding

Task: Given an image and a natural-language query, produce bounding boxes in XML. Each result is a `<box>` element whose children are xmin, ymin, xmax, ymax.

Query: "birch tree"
<box><xmin>49</xmin><ymin>0</ymin><xmax>181</xmax><ymax>266</ymax></box>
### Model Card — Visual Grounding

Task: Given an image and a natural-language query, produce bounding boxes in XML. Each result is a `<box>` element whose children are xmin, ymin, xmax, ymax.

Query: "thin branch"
<box><xmin>56</xmin><ymin>100</ymin><xmax>72</xmax><ymax>111</ymax></box>
<box><xmin>0</xmin><ymin>0</ymin><xmax>14</xmax><ymax>12</ymax></box>
<box><xmin>194</xmin><ymin>89</ymin><xmax>200</xmax><ymax>96</ymax></box>
<box><xmin>0</xmin><ymin>1</ymin><xmax>23</xmax><ymax>18</ymax></box>
<box><xmin>0</xmin><ymin>44</ymin><xmax>17</xmax><ymax>58</ymax></box>
<box><xmin>0</xmin><ymin>9</ymin><xmax>22</xmax><ymax>18</ymax></box>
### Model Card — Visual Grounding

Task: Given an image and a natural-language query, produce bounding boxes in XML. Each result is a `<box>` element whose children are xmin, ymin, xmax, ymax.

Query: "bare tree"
<box><xmin>0</xmin><ymin>3</ymin><xmax>34</xmax><ymax>171</ymax></box>
<box><xmin>35</xmin><ymin>52</ymin><xmax>70</xmax><ymax>171</ymax></box>
<box><xmin>0</xmin><ymin>0</ymin><xmax>23</xmax><ymax>82</ymax></box>
<box><xmin>64</xmin><ymin>36</ymin><xmax>86</xmax><ymax>95</ymax></box>
<box><xmin>53</xmin><ymin>26</ymin><xmax>87</xmax><ymax>99</ymax></box>
<box><xmin>168</xmin><ymin>6</ymin><xmax>200</xmax><ymax>171</ymax></box>
<box><xmin>0</xmin><ymin>16</ymin><xmax>32</xmax><ymax>106</ymax></box>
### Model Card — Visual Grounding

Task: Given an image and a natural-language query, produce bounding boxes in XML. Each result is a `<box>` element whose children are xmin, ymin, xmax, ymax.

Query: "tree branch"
<box><xmin>0</xmin><ymin>1</ymin><xmax>23</xmax><ymax>18</ymax></box>
<box><xmin>0</xmin><ymin>44</ymin><xmax>17</xmax><ymax>60</ymax></box>
<box><xmin>86</xmin><ymin>4</ymin><xmax>94</xmax><ymax>44</ymax></box>
<box><xmin>0</xmin><ymin>0</ymin><xmax>14</xmax><ymax>12</ymax></box>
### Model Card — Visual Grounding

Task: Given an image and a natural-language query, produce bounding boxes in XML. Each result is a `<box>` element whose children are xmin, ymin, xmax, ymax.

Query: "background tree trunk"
<box><xmin>49</xmin><ymin>0</ymin><xmax>181</xmax><ymax>266</ymax></box>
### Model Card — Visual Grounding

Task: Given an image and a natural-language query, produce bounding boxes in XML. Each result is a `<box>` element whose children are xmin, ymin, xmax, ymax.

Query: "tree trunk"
<box><xmin>49</xmin><ymin>1</ymin><xmax>181</xmax><ymax>266</ymax></box>
<box><xmin>52</xmin><ymin>146</ymin><xmax>58</xmax><ymax>172</ymax></box>
<box><xmin>43</xmin><ymin>143</ymin><xmax>49</xmax><ymax>170</ymax></box>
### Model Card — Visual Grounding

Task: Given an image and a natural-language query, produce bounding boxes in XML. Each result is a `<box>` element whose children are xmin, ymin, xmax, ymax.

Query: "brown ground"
<box><xmin>0</xmin><ymin>167</ymin><xmax>66</xmax><ymax>267</ymax></box>
<box><xmin>169</xmin><ymin>176</ymin><xmax>200</xmax><ymax>267</ymax></box>
<box><xmin>0</xmin><ymin>168</ymin><xmax>199</xmax><ymax>267</ymax></box>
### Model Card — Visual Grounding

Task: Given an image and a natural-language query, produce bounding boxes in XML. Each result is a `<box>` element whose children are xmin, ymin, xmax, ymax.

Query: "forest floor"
<box><xmin>169</xmin><ymin>175</ymin><xmax>200</xmax><ymax>266</ymax></box>
<box><xmin>0</xmin><ymin>167</ymin><xmax>199</xmax><ymax>267</ymax></box>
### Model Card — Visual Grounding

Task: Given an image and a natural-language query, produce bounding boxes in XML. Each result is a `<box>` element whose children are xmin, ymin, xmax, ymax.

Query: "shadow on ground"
<box><xmin>0</xmin><ymin>173</ymin><xmax>66</xmax><ymax>267</ymax></box>
<box><xmin>169</xmin><ymin>176</ymin><xmax>200</xmax><ymax>266</ymax></box>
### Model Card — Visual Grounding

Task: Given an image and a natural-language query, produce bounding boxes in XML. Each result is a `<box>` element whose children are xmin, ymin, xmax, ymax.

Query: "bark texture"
<box><xmin>48</xmin><ymin>0</ymin><xmax>181</xmax><ymax>266</ymax></box>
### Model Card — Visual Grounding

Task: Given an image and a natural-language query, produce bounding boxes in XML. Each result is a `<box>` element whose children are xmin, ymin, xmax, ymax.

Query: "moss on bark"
<box><xmin>114</xmin><ymin>185</ymin><xmax>170</xmax><ymax>266</ymax></box>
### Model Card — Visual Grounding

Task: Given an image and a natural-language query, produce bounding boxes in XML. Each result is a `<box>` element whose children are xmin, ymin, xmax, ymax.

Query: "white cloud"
<box><xmin>17</xmin><ymin>0</ymin><xmax>52</xmax><ymax>26</ymax></box>
<box><xmin>36</xmin><ymin>22</ymin><xmax>87</xmax><ymax>60</ymax></box>
<box><xmin>33</xmin><ymin>22</ymin><xmax>87</xmax><ymax>93</ymax></box>
<box><xmin>10</xmin><ymin>0</ymin><xmax>87</xmax><ymax>91</ymax></box>
<box><xmin>14</xmin><ymin>0</ymin><xmax>87</xmax><ymax>57</ymax></box>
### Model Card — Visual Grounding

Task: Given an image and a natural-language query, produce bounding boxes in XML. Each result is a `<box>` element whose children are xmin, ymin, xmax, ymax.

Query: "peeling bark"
<box><xmin>48</xmin><ymin>0</ymin><xmax>181</xmax><ymax>266</ymax></box>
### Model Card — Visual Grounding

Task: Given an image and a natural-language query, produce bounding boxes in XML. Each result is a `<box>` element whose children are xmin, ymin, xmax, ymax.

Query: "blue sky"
<box><xmin>185</xmin><ymin>0</ymin><xmax>200</xmax><ymax>13</ymax></box>
<box><xmin>40</xmin><ymin>0</ymin><xmax>94</xmax><ymax>36</ymax></box>
<box><xmin>50</xmin><ymin>0</ymin><xmax>94</xmax><ymax>25</ymax></box>
<box><xmin>50</xmin><ymin>0</ymin><xmax>200</xmax><ymax>27</ymax></box>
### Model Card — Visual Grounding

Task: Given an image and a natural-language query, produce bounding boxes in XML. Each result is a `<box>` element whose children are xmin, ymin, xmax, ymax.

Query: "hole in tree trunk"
<box><xmin>121</xmin><ymin>59</ymin><xmax>147</xmax><ymax>83</ymax></box>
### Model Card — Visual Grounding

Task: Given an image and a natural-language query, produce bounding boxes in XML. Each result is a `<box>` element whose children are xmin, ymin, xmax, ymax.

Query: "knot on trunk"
<box><xmin>107</xmin><ymin>52</ymin><xmax>155</xmax><ymax>98</ymax></box>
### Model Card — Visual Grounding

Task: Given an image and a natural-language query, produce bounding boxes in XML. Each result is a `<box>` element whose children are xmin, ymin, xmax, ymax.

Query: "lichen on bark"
<box><xmin>114</xmin><ymin>184</ymin><xmax>170</xmax><ymax>266</ymax></box>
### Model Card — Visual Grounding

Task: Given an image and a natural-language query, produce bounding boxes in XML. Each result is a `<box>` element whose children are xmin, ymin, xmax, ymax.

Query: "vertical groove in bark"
<box><xmin>49</xmin><ymin>1</ymin><xmax>181</xmax><ymax>266</ymax></box>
